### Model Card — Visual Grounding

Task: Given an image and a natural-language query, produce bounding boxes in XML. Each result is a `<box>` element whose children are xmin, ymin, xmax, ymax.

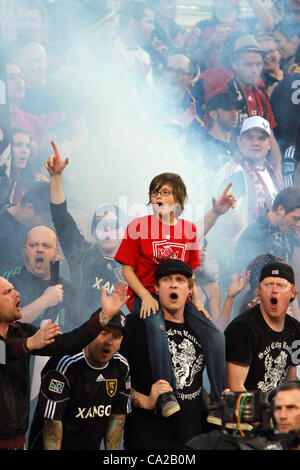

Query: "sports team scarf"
<box><xmin>234</xmin><ymin>153</ymin><xmax>284</xmax><ymax>222</ymax></box>
<box><xmin>227</xmin><ymin>76</ymin><xmax>267</xmax><ymax>125</ymax></box>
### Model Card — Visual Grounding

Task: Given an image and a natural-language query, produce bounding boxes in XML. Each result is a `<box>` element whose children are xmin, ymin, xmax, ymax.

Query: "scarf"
<box><xmin>227</xmin><ymin>76</ymin><xmax>268</xmax><ymax>127</ymax></box>
<box><xmin>234</xmin><ymin>154</ymin><xmax>284</xmax><ymax>222</ymax></box>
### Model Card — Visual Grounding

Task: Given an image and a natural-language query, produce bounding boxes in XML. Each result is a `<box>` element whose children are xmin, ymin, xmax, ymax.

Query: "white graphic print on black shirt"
<box><xmin>257</xmin><ymin>342</ymin><xmax>291</xmax><ymax>393</ymax></box>
<box><xmin>166</xmin><ymin>320</ymin><xmax>205</xmax><ymax>401</ymax></box>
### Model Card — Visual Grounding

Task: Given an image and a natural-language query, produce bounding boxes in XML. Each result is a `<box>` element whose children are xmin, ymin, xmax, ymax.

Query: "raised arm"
<box><xmin>45</xmin><ymin>140</ymin><xmax>69</xmax><ymax>205</ymax></box>
<box><xmin>200</xmin><ymin>183</ymin><xmax>236</xmax><ymax>237</ymax></box>
<box><xmin>246</xmin><ymin>0</ymin><xmax>274</xmax><ymax>30</ymax></box>
<box><xmin>19</xmin><ymin>281</ymin><xmax>129</xmax><ymax>358</ymax></box>
<box><xmin>216</xmin><ymin>272</ymin><xmax>250</xmax><ymax>331</ymax></box>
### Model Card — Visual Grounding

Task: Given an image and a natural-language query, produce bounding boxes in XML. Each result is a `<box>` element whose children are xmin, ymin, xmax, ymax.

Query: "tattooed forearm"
<box><xmin>99</xmin><ymin>311</ymin><xmax>109</xmax><ymax>328</ymax></box>
<box><xmin>131</xmin><ymin>390</ymin><xmax>143</xmax><ymax>408</ymax></box>
<box><xmin>104</xmin><ymin>414</ymin><xmax>125</xmax><ymax>450</ymax></box>
<box><xmin>43</xmin><ymin>419</ymin><xmax>63</xmax><ymax>450</ymax></box>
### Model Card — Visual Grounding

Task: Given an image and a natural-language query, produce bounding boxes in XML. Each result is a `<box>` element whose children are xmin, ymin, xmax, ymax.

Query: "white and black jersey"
<box><xmin>28</xmin><ymin>351</ymin><xmax>130</xmax><ymax>450</ymax></box>
<box><xmin>282</xmin><ymin>145</ymin><xmax>297</xmax><ymax>188</ymax></box>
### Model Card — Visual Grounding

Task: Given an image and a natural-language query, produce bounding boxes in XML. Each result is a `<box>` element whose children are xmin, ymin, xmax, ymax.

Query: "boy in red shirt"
<box><xmin>115</xmin><ymin>172</ymin><xmax>225</xmax><ymax>417</ymax></box>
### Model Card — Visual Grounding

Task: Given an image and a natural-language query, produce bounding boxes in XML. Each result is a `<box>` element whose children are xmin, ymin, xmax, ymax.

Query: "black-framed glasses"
<box><xmin>149</xmin><ymin>190</ymin><xmax>173</xmax><ymax>198</ymax></box>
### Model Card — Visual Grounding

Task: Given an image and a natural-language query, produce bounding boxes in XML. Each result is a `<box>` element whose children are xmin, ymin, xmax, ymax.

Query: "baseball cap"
<box><xmin>240</xmin><ymin>116</ymin><xmax>271</xmax><ymax>137</ymax></box>
<box><xmin>206</xmin><ymin>92</ymin><xmax>239</xmax><ymax>112</ymax></box>
<box><xmin>259</xmin><ymin>262</ymin><xmax>295</xmax><ymax>285</ymax></box>
<box><xmin>154</xmin><ymin>259</ymin><xmax>193</xmax><ymax>281</ymax></box>
<box><xmin>107</xmin><ymin>311</ymin><xmax>127</xmax><ymax>332</ymax></box>
<box><xmin>233</xmin><ymin>34</ymin><xmax>263</xmax><ymax>55</ymax></box>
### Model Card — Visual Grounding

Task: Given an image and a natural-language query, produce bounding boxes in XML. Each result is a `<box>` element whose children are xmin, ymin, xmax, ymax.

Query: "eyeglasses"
<box><xmin>150</xmin><ymin>190</ymin><xmax>173</xmax><ymax>198</ymax></box>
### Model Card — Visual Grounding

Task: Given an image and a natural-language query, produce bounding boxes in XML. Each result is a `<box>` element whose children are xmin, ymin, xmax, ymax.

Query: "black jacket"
<box><xmin>0</xmin><ymin>312</ymin><xmax>102</xmax><ymax>438</ymax></box>
<box><xmin>50</xmin><ymin>201</ymin><xmax>127</xmax><ymax>319</ymax></box>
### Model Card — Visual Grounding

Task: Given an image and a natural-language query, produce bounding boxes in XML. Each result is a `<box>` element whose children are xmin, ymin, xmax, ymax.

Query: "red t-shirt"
<box><xmin>114</xmin><ymin>214</ymin><xmax>200</xmax><ymax>312</ymax></box>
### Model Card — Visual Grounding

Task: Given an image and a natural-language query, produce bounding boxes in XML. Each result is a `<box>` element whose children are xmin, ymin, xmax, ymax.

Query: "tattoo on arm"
<box><xmin>99</xmin><ymin>311</ymin><xmax>109</xmax><ymax>328</ymax></box>
<box><xmin>104</xmin><ymin>414</ymin><xmax>125</xmax><ymax>450</ymax></box>
<box><xmin>43</xmin><ymin>419</ymin><xmax>63</xmax><ymax>450</ymax></box>
<box><xmin>130</xmin><ymin>389</ymin><xmax>143</xmax><ymax>408</ymax></box>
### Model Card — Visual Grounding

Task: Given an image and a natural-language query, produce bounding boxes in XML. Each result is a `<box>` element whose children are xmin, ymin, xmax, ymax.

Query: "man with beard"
<box><xmin>219</xmin><ymin>34</ymin><xmax>282</xmax><ymax>172</ymax></box>
<box><xmin>0</xmin><ymin>274</ymin><xmax>129</xmax><ymax>450</ymax></box>
<box><xmin>28</xmin><ymin>311</ymin><xmax>130</xmax><ymax>450</ymax></box>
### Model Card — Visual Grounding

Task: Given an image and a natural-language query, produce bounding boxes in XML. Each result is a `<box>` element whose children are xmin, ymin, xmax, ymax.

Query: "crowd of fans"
<box><xmin>1</xmin><ymin>0</ymin><xmax>300</xmax><ymax>452</ymax></box>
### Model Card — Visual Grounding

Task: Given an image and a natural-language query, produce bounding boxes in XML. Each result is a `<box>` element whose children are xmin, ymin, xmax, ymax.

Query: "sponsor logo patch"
<box><xmin>49</xmin><ymin>378</ymin><xmax>65</xmax><ymax>394</ymax></box>
<box><xmin>106</xmin><ymin>379</ymin><xmax>117</xmax><ymax>398</ymax></box>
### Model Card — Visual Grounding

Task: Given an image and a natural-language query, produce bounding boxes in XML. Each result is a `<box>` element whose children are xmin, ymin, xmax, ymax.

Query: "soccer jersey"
<box><xmin>28</xmin><ymin>352</ymin><xmax>130</xmax><ymax>450</ymax></box>
<box><xmin>115</xmin><ymin>214</ymin><xmax>200</xmax><ymax>311</ymax></box>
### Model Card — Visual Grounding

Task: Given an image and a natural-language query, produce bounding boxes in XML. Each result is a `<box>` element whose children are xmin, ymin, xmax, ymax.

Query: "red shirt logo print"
<box><xmin>152</xmin><ymin>241</ymin><xmax>186</xmax><ymax>263</ymax></box>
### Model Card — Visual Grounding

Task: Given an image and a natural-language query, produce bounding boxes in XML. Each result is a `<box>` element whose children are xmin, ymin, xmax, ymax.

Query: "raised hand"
<box><xmin>100</xmin><ymin>281</ymin><xmax>129</xmax><ymax>323</ymax></box>
<box><xmin>26</xmin><ymin>320</ymin><xmax>60</xmax><ymax>351</ymax></box>
<box><xmin>212</xmin><ymin>182</ymin><xmax>237</xmax><ymax>216</ymax></box>
<box><xmin>227</xmin><ymin>271</ymin><xmax>250</xmax><ymax>299</ymax></box>
<box><xmin>45</xmin><ymin>140</ymin><xmax>69</xmax><ymax>176</ymax></box>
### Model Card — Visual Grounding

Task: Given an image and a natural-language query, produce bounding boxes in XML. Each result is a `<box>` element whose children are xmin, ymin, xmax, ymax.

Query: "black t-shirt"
<box><xmin>1</xmin><ymin>266</ymin><xmax>79</xmax><ymax>330</ymax></box>
<box><xmin>28</xmin><ymin>351</ymin><xmax>130</xmax><ymax>450</ymax></box>
<box><xmin>225</xmin><ymin>304</ymin><xmax>300</xmax><ymax>393</ymax></box>
<box><xmin>0</xmin><ymin>313</ymin><xmax>105</xmax><ymax>438</ymax></box>
<box><xmin>120</xmin><ymin>314</ymin><xmax>206</xmax><ymax>450</ymax></box>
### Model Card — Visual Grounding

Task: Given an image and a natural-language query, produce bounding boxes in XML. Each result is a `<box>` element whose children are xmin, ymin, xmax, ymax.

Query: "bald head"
<box><xmin>17</xmin><ymin>42</ymin><xmax>48</xmax><ymax>88</ymax></box>
<box><xmin>168</xmin><ymin>54</ymin><xmax>193</xmax><ymax>74</ymax></box>
<box><xmin>165</xmin><ymin>54</ymin><xmax>194</xmax><ymax>95</ymax></box>
<box><xmin>24</xmin><ymin>226</ymin><xmax>58</xmax><ymax>280</ymax></box>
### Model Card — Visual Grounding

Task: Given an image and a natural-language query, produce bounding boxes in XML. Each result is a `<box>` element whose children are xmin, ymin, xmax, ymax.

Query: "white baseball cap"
<box><xmin>240</xmin><ymin>116</ymin><xmax>271</xmax><ymax>137</ymax></box>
